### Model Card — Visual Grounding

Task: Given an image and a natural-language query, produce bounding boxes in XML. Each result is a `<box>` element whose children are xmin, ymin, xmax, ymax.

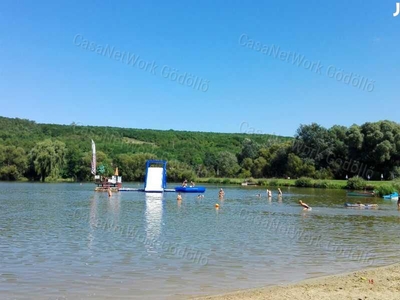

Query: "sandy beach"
<box><xmin>193</xmin><ymin>263</ymin><xmax>400</xmax><ymax>300</ymax></box>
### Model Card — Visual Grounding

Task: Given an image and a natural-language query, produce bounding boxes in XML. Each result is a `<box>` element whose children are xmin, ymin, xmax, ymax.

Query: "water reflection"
<box><xmin>89</xmin><ymin>194</ymin><xmax>99</xmax><ymax>229</ymax></box>
<box><xmin>2</xmin><ymin>183</ymin><xmax>400</xmax><ymax>300</ymax></box>
<box><xmin>87</xmin><ymin>194</ymin><xmax>99</xmax><ymax>251</ymax></box>
<box><xmin>144</xmin><ymin>193</ymin><xmax>164</xmax><ymax>247</ymax></box>
<box><xmin>108</xmin><ymin>191</ymin><xmax>121</xmax><ymax>217</ymax></box>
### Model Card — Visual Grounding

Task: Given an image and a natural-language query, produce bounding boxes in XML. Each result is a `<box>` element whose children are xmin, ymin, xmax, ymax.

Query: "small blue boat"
<box><xmin>175</xmin><ymin>186</ymin><xmax>206</xmax><ymax>193</ymax></box>
<box><xmin>383</xmin><ymin>192</ymin><xmax>398</xmax><ymax>200</ymax></box>
<box><xmin>347</xmin><ymin>191</ymin><xmax>375</xmax><ymax>197</ymax></box>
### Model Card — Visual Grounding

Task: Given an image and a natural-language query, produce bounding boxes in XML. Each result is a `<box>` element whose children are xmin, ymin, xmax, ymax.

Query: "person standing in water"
<box><xmin>299</xmin><ymin>200</ymin><xmax>311</xmax><ymax>210</ymax></box>
<box><xmin>278</xmin><ymin>188</ymin><xmax>282</xmax><ymax>196</ymax></box>
<box><xmin>219</xmin><ymin>188</ymin><xmax>225</xmax><ymax>198</ymax></box>
<box><xmin>177</xmin><ymin>193</ymin><xmax>182</xmax><ymax>201</ymax></box>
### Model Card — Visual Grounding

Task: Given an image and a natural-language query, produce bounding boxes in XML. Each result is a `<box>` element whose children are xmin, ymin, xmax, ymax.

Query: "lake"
<box><xmin>0</xmin><ymin>182</ymin><xmax>399</xmax><ymax>299</ymax></box>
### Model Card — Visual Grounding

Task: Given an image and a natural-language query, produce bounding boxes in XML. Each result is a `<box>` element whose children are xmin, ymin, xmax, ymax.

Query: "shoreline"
<box><xmin>192</xmin><ymin>262</ymin><xmax>400</xmax><ymax>300</ymax></box>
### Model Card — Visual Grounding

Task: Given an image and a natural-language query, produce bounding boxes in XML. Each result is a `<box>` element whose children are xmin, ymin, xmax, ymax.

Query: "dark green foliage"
<box><xmin>346</xmin><ymin>176</ymin><xmax>366</xmax><ymax>190</ymax></box>
<box><xmin>0</xmin><ymin>145</ymin><xmax>27</xmax><ymax>180</ymax></box>
<box><xmin>257</xmin><ymin>179</ymin><xmax>268</xmax><ymax>186</ymax></box>
<box><xmin>0</xmin><ymin>116</ymin><xmax>399</xmax><ymax>182</ymax></box>
<box><xmin>313</xmin><ymin>180</ymin><xmax>329</xmax><ymax>189</ymax></box>
<box><xmin>28</xmin><ymin>139</ymin><xmax>66</xmax><ymax>182</ymax></box>
<box><xmin>268</xmin><ymin>180</ymin><xmax>279</xmax><ymax>186</ymax></box>
<box><xmin>222</xmin><ymin>178</ymin><xmax>231</xmax><ymax>184</ymax></box>
<box><xmin>375</xmin><ymin>185</ymin><xmax>397</xmax><ymax>197</ymax></box>
<box><xmin>295</xmin><ymin>177</ymin><xmax>313</xmax><ymax>187</ymax></box>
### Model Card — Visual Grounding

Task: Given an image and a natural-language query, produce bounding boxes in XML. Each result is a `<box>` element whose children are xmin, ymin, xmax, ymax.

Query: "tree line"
<box><xmin>0</xmin><ymin>117</ymin><xmax>398</xmax><ymax>182</ymax></box>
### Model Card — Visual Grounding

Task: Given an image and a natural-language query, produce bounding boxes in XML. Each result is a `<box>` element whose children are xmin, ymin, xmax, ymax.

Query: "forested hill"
<box><xmin>0</xmin><ymin>116</ymin><xmax>290</xmax><ymax>181</ymax></box>
<box><xmin>1</xmin><ymin>117</ymin><xmax>399</xmax><ymax>183</ymax></box>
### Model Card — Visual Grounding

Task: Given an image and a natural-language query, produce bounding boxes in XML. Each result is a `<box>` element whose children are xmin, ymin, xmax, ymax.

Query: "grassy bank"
<box><xmin>3</xmin><ymin>177</ymin><xmax>399</xmax><ymax>196</ymax></box>
<box><xmin>195</xmin><ymin>177</ymin><xmax>400</xmax><ymax>193</ymax></box>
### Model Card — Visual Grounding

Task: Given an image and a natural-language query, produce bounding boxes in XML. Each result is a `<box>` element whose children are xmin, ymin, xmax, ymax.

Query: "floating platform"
<box><xmin>94</xmin><ymin>160</ymin><xmax>195</xmax><ymax>194</ymax></box>
<box><xmin>119</xmin><ymin>188</ymin><xmax>144</xmax><ymax>192</ymax></box>
<box><xmin>119</xmin><ymin>188</ymin><xmax>176</xmax><ymax>192</ymax></box>
<box><xmin>175</xmin><ymin>186</ymin><xmax>206</xmax><ymax>193</ymax></box>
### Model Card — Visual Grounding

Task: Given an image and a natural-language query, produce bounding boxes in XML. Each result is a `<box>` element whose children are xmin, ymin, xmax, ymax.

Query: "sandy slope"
<box><xmin>192</xmin><ymin>263</ymin><xmax>400</xmax><ymax>300</ymax></box>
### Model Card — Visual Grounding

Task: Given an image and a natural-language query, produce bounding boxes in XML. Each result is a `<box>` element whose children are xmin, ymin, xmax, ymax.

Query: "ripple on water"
<box><xmin>1</xmin><ymin>183</ymin><xmax>400</xmax><ymax>299</ymax></box>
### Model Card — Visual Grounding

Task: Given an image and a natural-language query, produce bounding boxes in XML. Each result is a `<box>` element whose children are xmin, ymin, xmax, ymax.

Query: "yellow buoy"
<box><xmin>215</xmin><ymin>203</ymin><xmax>219</xmax><ymax>208</ymax></box>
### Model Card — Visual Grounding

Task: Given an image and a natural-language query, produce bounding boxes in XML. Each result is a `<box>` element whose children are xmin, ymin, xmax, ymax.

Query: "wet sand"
<box><xmin>193</xmin><ymin>263</ymin><xmax>400</xmax><ymax>300</ymax></box>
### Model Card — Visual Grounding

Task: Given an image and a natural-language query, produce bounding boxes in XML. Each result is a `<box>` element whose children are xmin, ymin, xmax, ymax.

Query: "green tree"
<box><xmin>0</xmin><ymin>145</ymin><xmax>27</xmax><ymax>180</ymax></box>
<box><xmin>216</xmin><ymin>151</ymin><xmax>240</xmax><ymax>177</ymax></box>
<box><xmin>240</xmin><ymin>157</ymin><xmax>254</xmax><ymax>171</ymax></box>
<box><xmin>238</xmin><ymin>138</ymin><xmax>260</xmax><ymax>163</ymax></box>
<box><xmin>251</xmin><ymin>157</ymin><xmax>267</xmax><ymax>178</ymax></box>
<box><xmin>167</xmin><ymin>160</ymin><xmax>196</xmax><ymax>182</ymax></box>
<box><xmin>114</xmin><ymin>153</ymin><xmax>157</xmax><ymax>181</ymax></box>
<box><xmin>28</xmin><ymin>139</ymin><xmax>66</xmax><ymax>182</ymax></box>
<box><xmin>63</xmin><ymin>145</ymin><xmax>83</xmax><ymax>181</ymax></box>
<box><xmin>286</xmin><ymin>153</ymin><xmax>303</xmax><ymax>178</ymax></box>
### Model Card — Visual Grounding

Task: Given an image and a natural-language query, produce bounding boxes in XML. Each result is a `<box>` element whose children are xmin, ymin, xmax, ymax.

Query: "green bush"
<box><xmin>257</xmin><ymin>179</ymin><xmax>268</xmax><ymax>186</ymax></box>
<box><xmin>392</xmin><ymin>179</ymin><xmax>400</xmax><ymax>191</ymax></box>
<box><xmin>268</xmin><ymin>179</ymin><xmax>279</xmax><ymax>186</ymax></box>
<box><xmin>314</xmin><ymin>180</ymin><xmax>329</xmax><ymax>188</ymax></box>
<box><xmin>375</xmin><ymin>184</ymin><xmax>397</xmax><ymax>197</ymax></box>
<box><xmin>346</xmin><ymin>176</ymin><xmax>366</xmax><ymax>190</ymax></box>
<box><xmin>314</xmin><ymin>168</ymin><xmax>334</xmax><ymax>180</ymax></box>
<box><xmin>327</xmin><ymin>182</ymin><xmax>344</xmax><ymax>189</ymax></box>
<box><xmin>238</xmin><ymin>170</ymin><xmax>251</xmax><ymax>178</ymax></box>
<box><xmin>295</xmin><ymin>177</ymin><xmax>313</xmax><ymax>187</ymax></box>
<box><xmin>222</xmin><ymin>178</ymin><xmax>231</xmax><ymax>184</ymax></box>
<box><xmin>207</xmin><ymin>178</ymin><xmax>219</xmax><ymax>184</ymax></box>
<box><xmin>365</xmin><ymin>184</ymin><xmax>375</xmax><ymax>191</ymax></box>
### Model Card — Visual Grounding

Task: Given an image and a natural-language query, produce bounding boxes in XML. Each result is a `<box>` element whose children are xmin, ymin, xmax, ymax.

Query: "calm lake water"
<box><xmin>1</xmin><ymin>182</ymin><xmax>399</xmax><ymax>299</ymax></box>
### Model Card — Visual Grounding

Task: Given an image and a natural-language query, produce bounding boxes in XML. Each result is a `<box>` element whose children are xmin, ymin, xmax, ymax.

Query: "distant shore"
<box><xmin>196</xmin><ymin>177</ymin><xmax>396</xmax><ymax>190</ymax></box>
<box><xmin>1</xmin><ymin>178</ymin><xmax>397</xmax><ymax>191</ymax></box>
<box><xmin>193</xmin><ymin>262</ymin><xmax>400</xmax><ymax>300</ymax></box>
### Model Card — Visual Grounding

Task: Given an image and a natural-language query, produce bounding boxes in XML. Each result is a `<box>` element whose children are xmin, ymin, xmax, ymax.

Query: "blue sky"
<box><xmin>0</xmin><ymin>0</ymin><xmax>399</xmax><ymax>137</ymax></box>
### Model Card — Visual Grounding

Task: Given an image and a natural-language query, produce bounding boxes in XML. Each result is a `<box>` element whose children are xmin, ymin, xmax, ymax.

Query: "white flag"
<box><xmin>91</xmin><ymin>139</ymin><xmax>96</xmax><ymax>175</ymax></box>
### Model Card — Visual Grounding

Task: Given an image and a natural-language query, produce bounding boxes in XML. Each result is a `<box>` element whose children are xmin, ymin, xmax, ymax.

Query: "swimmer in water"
<box><xmin>177</xmin><ymin>193</ymin><xmax>182</xmax><ymax>201</ymax></box>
